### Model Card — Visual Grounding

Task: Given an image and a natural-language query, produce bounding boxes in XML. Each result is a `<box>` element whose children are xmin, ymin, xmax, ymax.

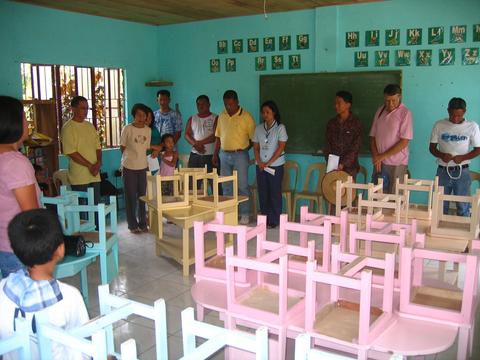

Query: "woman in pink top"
<box><xmin>0</xmin><ymin>96</ymin><xmax>40</xmax><ymax>277</ymax></box>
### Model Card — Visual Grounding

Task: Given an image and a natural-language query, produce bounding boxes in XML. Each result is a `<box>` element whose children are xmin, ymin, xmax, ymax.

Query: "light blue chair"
<box><xmin>0</xmin><ymin>318</ymin><xmax>32</xmax><ymax>359</ymax></box>
<box><xmin>40</xmin><ymin>193</ymin><xmax>98</xmax><ymax>306</ymax></box>
<box><xmin>37</xmin><ymin>284</ymin><xmax>168</xmax><ymax>360</ymax></box>
<box><xmin>64</xmin><ymin>196</ymin><xmax>119</xmax><ymax>285</ymax></box>
<box><xmin>60</xmin><ymin>185</ymin><xmax>96</xmax><ymax>232</ymax></box>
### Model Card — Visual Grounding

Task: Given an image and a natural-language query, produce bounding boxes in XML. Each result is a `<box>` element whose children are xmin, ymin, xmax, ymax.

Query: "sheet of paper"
<box><xmin>326</xmin><ymin>154</ymin><xmax>340</xmax><ymax>173</ymax></box>
<box><xmin>147</xmin><ymin>156</ymin><xmax>160</xmax><ymax>172</ymax></box>
<box><xmin>264</xmin><ymin>167</ymin><xmax>276</xmax><ymax>176</ymax></box>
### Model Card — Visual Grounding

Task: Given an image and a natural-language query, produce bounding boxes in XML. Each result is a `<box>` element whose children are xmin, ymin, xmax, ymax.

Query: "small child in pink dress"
<box><xmin>159</xmin><ymin>133</ymin><xmax>178</xmax><ymax>195</ymax></box>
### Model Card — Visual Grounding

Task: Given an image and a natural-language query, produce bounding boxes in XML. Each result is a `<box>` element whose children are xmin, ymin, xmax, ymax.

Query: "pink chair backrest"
<box><xmin>279</xmin><ymin>213</ymin><xmax>333</xmax><ymax>271</ymax></box>
<box><xmin>300</xmin><ymin>206</ymin><xmax>348</xmax><ymax>251</ymax></box>
<box><xmin>348</xmin><ymin>223</ymin><xmax>407</xmax><ymax>258</ymax></box>
<box><xmin>194</xmin><ymin>212</ymin><xmax>267</xmax><ymax>283</ymax></box>
<box><xmin>399</xmin><ymin>243</ymin><xmax>480</xmax><ymax>326</ymax></box>
<box><xmin>366</xmin><ymin>214</ymin><xmax>418</xmax><ymax>245</ymax></box>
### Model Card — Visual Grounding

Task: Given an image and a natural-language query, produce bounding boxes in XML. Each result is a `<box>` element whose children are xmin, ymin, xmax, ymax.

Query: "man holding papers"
<box><xmin>324</xmin><ymin>91</ymin><xmax>362</xmax><ymax>178</ymax></box>
<box><xmin>253</xmin><ymin>101</ymin><xmax>288</xmax><ymax>229</ymax></box>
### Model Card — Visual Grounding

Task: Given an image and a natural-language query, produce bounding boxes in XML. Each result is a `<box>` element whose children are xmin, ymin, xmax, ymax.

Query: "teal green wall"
<box><xmin>0</xmin><ymin>0</ymin><xmax>159</xmax><ymax>182</ymax></box>
<box><xmin>156</xmin><ymin>0</ymin><xmax>480</xmax><ymax>198</ymax></box>
<box><xmin>2</xmin><ymin>0</ymin><xmax>480</xmax><ymax>197</ymax></box>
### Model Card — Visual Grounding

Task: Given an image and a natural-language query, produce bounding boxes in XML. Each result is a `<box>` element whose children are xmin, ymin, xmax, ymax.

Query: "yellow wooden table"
<box><xmin>141</xmin><ymin>195</ymin><xmax>248</xmax><ymax>276</ymax></box>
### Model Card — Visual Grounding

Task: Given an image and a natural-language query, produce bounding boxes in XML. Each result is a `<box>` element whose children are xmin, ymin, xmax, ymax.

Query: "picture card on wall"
<box><xmin>354</xmin><ymin>51</ymin><xmax>368</xmax><ymax>67</ymax></box>
<box><xmin>385</xmin><ymin>29</ymin><xmax>400</xmax><ymax>46</ymax></box>
<box><xmin>416</xmin><ymin>50</ymin><xmax>432</xmax><ymax>66</ymax></box>
<box><xmin>395</xmin><ymin>50</ymin><xmax>411</xmax><ymax>66</ymax></box>
<box><xmin>474</xmin><ymin>24</ymin><xmax>480</xmax><ymax>42</ymax></box>
<box><xmin>297</xmin><ymin>34</ymin><xmax>309</xmax><ymax>49</ymax></box>
<box><xmin>439</xmin><ymin>48</ymin><xmax>455</xmax><ymax>65</ymax></box>
<box><xmin>279</xmin><ymin>35</ymin><xmax>291</xmax><ymax>51</ymax></box>
<box><xmin>407</xmin><ymin>28</ymin><xmax>422</xmax><ymax>45</ymax></box>
<box><xmin>255</xmin><ymin>56</ymin><xmax>267</xmax><ymax>71</ymax></box>
<box><xmin>264</xmin><ymin>37</ymin><xmax>275</xmax><ymax>52</ymax></box>
<box><xmin>450</xmin><ymin>25</ymin><xmax>466</xmax><ymax>43</ymax></box>
<box><xmin>226</xmin><ymin>58</ymin><xmax>236</xmax><ymax>72</ymax></box>
<box><xmin>210</xmin><ymin>59</ymin><xmax>220</xmax><ymax>73</ymax></box>
<box><xmin>272</xmin><ymin>55</ymin><xmax>284</xmax><ymax>70</ymax></box>
<box><xmin>217</xmin><ymin>40</ymin><xmax>228</xmax><ymax>54</ymax></box>
<box><xmin>345</xmin><ymin>32</ymin><xmax>359</xmax><ymax>47</ymax></box>
<box><xmin>462</xmin><ymin>48</ymin><xmax>478</xmax><ymax>65</ymax></box>
<box><xmin>289</xmin><ymin>54</ymin><xmax>301</xmax><ymax>69</ymax></box>
<box><xmin>248</xmin><ymin>38</ymin><xmax>259</xmax><ymax>52</ymax></box>
<box><xmin>232</xmin><ymin>39</ymin><xmax>243</xmax><ymax>53</ymax></box>
<box><xmin>428</xmin><ymin>27</ymin><xmax>444</xmax><ymax>44</ymax></box>
<box><xmin>375</xmin><ymin>51</ymin><xmax>389</xmax><ymax>67</ymax></box>
<box><xmin>365</xmin><ymin>30</ymin><xmax>380</xmax><ymax>46</ymax></box>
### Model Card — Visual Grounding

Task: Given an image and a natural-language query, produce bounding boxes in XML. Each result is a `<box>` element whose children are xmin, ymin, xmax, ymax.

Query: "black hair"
<box><xmin>0</xmin><ymin>96</ymin><xmax>24</xmax><ymax>144</ymax></box>
<box><xmin>71</xmin><ymin>96</ymin><xmax>88</xmax><ymax>108</ymax></box>
<box><xmin>143</xmin><ymin>105</ymin><xmax>155</xmax><ymax>128</ymax></box>
<box><xmin>196</xmin><ymin>95</ymin><xmax>210</xmax><ymax>103</ymax></box>
<box><xmin>223</xmin><ymin>90</ymin><xmax>238</xmax><ymax>101</ymax></box>
<box><xmin>261</xmin><ymin>100</ymin><xmax>282</xmax><ymax>124</ymax></box>
<box><xmin>383</xmin><ymin>84</ymin><xmax>402</xmax><ymax>96</ymax></box>
<box><xmin>336</xmin><ymin>90</ymin><xmax>353</xmax><ymax>105</ymax></box>
<box><xmin>448</xmin><ymin>97</ymin><xmax>467</xmax><ymax>111</ymax></box>
<box><xmin>157</xmin><ymin>90</ymin><xmax>171</xmax><ymax>98</ymax></box>
<box><xmin>8</xmin><ymin>209</ymin><xmax>64</xmax><ymax>268</ymax></box>
<box><xmin>161</xmin><ymin>133</ymin><xmax>174</xmax><ymax>143</ymax></box>
<box><xmin>131</xmin><ymin>103</ymin><xmax>148</xmax><ymax>118</ymax></box>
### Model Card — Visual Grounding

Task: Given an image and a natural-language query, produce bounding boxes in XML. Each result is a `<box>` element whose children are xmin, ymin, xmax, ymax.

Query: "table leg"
<box><xmin>182</xmin><ymin>227</ymin><xmax>189</xmax><ymax>276</ymax></box>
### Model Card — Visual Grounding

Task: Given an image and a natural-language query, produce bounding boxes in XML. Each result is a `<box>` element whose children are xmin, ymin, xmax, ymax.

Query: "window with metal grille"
<box><xmin>21</xmin><ymin>63</ymin><xmax>125</xmax><ymax>148</ymax></box>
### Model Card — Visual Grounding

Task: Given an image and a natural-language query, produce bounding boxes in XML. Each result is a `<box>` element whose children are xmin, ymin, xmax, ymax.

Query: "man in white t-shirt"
<box><xmin>0</xmin><ymin>209</ymin><xmax>89</xmax><ymax>360</ymax></box>
<box><xmin>429</xmin><ymin>97</ymin><xmax>480</xmax><ymax>216</ymax></box>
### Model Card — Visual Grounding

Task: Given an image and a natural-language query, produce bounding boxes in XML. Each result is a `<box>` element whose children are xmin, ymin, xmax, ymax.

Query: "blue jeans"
<box><xmin>257</xmin><ymin>165</ymin><xmax>284</xmax><ymax>226</ymax></box>
<box><xmin>436</xmin><ymin>166</ymin><xmax>471</xmax><ymax>216</ymax></box>
<box><xmin>219</xmin><ymin>150</ymin><xmax>250</xmax><ymax>216</ymax></box>
<box><xmin>0</xmin><ymin>251</ymin><xmax>24</xmax><ymax>278</ymax></box>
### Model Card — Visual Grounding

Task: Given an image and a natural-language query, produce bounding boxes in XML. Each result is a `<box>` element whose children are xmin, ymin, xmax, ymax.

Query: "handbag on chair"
<box><xmin>63</xmin><ymin>235</ymin><xmax>89</xmax><ymax>257</ymax></box>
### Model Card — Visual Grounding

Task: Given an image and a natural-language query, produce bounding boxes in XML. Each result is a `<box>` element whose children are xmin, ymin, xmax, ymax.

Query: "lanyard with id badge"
<box><xmin>262</xmin><ymin>121</ymin><xmax>276</xmax><ymax>152</ymax></box>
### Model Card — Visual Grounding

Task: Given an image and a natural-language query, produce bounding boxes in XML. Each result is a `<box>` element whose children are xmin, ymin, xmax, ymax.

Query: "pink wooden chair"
<box><xmin>365</xmin><ymin>214</ymin><xmax>418</xmax><ymax>246</ymax></box>
<box><xmin>398</xmin><ymin>243</ymin><xmax>480</xmax><ymax>359</ymax></box>
<box><xmin>191</xmin><ymin>212</ymin><xmax>267</xmax><ymax>320</ymax></box>
<box><xmin>300</xmin><ymin>206</ymin><xmax>348</xmax><ymax>252</ymax></box>
<box><xmin>304</xmin><ymin>257</ymin><xmax>395</xmax><ymax>360</ymax></box>
<box><xmin>225</xmin><ymin>245</ymin><xmax>306</xmax><ymax>360</ymax></box>
<box><xmin>279</xmin><ymin>213</ymin><xmax>333</xmax><ymax>272</ymax></box>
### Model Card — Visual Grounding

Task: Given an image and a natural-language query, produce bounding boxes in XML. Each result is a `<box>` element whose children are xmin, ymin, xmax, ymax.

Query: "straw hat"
<box><xmin>321</xmin><ymin>170</ymin><xmax>354</xmax><ymax>205</ymax></box>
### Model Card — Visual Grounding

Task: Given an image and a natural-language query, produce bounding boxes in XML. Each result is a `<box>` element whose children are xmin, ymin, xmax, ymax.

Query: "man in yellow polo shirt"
<box><xmin>60</xmin><ymin>96</ymin><xmax>102</xmax><ymax>208</ymax></box>
<box><xmin>213</xmin><ymin>90</ymin><xmax>255</xmax><ymax>224</ymax></box>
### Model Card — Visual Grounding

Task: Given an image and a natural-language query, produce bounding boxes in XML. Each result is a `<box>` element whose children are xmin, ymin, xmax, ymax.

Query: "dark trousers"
<box><xmin>122</xmin><ymin>168</ymin><xmax>147</xmax><ymax>230</ymax></box>
<box><xmin>71</xmin><ymin>182</ymin><xmax>101</xmax><ymax>228</ymax></box>
<box><xmin>256</xmin><ymin>165</ymin><xmax>284</xmax><ymax>226</ymax></box>
<box><xmin>188</xmin><ymin>152</ymin><xmax>222</xmax><ymax>195</ymax></box>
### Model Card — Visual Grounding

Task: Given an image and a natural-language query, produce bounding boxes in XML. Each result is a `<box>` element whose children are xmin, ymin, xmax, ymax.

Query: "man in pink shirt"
<box><xmin>369</xmin><ymin>84</ymin><xmax>413</xmax><ymax>193</ymax></box>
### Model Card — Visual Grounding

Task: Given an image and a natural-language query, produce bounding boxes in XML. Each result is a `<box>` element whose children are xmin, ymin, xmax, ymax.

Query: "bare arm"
<box><xmin>429</xmin><ymin>142</ymin><xmax>452</xmax><ymax>163</ymax></box>
<box><xmin>253</xmin><ymin>142</ymin><xmax>262</xmax><ymax>169</ymax></box>
<box><xmin>161</xmin><ymin>152</ymin><xmax>178</xmax><ymax>167</ymax></box>
<box><xmin>212</xmin><ymin>137</ymin><xmax>221</xmax><ymax>167</ymax></box>
<box><xmin>265</xmin><ymin>141</ymin><xmax>287</xmax><ymax>167</ymax></box>
<box><xmin>67</xmin><ymin>152</ymin><xmax>95</xmax><ymax>174</ymax></box>
<box><xmin>14</xmin><ymin>184</ymin><xmax>39</xmax><ymax>210</ymax></box>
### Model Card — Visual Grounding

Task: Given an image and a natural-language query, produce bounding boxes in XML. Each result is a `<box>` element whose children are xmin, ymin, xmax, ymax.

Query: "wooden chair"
<box><xmin>357</xmin><ymin>192</ymin><xmax>404</xmax><ymax>225</ymax></box>
<box><xmin>335</xmin><ymin>176</ymin><xmax>383</xmax><ymax>221</ymax></box>
<box><xmin>395</xmin><ymin>174</ymin><xmax>438</xmax><ymax>221</ymax></box>
<box><xmin>180</xmin><ymin>307</ymin><xmax>268</xmax><ymax>360</ymax></box>
<box><xmin>300</xmin><ymin>206</ymin><xmax>348</xmax><ymax>251</ymax></box>
<box><xmin>304</xmin><ymin>256</ymin><xmax>395</xmax><ymax>360</ymax></box>
<box><xmin>64</xmin><ymin>196</ymin><xmax>119</xmax><ymax>285</ymax></box>
<box><xmin>365</xmin><ymin>213</ymin><xmax>418</xmax><ymax>246</ymax></box>
<box><xmin>398</xmin><ymin>244</ymin><xmax>479</xmax><ymax>360</ymax></box>
<box><xmin>0</xmin><ymin>318</ymin><xmax>32</xmax><ymax>359</ymax></box>
<box><xmin>279</xmin><ymin>213</ymin><xmax>332</xmax><ymax>272</ymax></box>
<box><xmin>430</xmin><ymin>187</ymin><xmax>480</xmax><ymax>244</ymax></box>
<box><xmin>225</xmin><ymin>245</ymin><xmax>306</xmax><ymax>360</ymax></box>
<box><xmin>175</xmin><ymin>165</ymin><xmax>208</xmax><ymax>195</ymax></box>
<box><xmin>193</xmin><ymin>170</ymin><xmax>238</xmax><ymax>210</ymax></box>
<box><xmin>60</xmin><ymin>185</ymin><xmax>96</xmax><ymax>232</ymax></box>
<box><xmin>191</xmin><ymin>213</ymin><xmax>266</xmax><ymax>320</ymax></box>
<box><xmin>37</xmin><ymin>284</ymin><xmax>168</xmax><ymax>360</ymax></box>
<box><xmin>293</xmin><ymin>162</ymin><xmax>327</xmax><ymax>216</ymax></box>
<box><xmin>282</xmin><ymin>160</ymin><xmax>300</xmax><ymax>221</ymax></box>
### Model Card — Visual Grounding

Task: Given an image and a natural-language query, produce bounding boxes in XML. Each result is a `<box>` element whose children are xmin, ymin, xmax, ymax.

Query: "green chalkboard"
<box><xmin>259</xmin><ymin>70</ymin><xmax>402</xmax><ymax>154</ymax></box>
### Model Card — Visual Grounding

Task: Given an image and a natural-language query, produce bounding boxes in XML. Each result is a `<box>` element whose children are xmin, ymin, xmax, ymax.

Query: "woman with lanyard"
<box><xmin>253</xmin><ymin>100</ymin><xmax>288</xmax><ymax>228</ymax></box>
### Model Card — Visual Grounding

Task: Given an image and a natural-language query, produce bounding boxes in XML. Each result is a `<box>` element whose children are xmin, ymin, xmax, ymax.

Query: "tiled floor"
<box><xmin>63</xmin><ymin>217</ymin><xmax>480</xmax><ymax>360</ymax></box>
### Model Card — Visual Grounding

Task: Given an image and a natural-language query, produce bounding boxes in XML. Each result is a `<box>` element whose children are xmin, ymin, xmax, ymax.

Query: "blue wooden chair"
<box><xmin>60</xmin><ymin>185</ymin><xmax>96</xmax><ymax>232</ymax></box>
<box><xmin>0</xmin><ymin>318</ymin><xmax>32</xmax><ymax>359</ymax></box>
<box><xmin>37</xmin><ymin>284</ymin><xmax>168</xmax><ymax>360</ymax></box>
<box><xmin>40</xmin><ymin>193</ymin><xmax>98</xmax><ymax>306</ymax></box>
<box><xmin>64</xmin><ymin>196</ymin><xmax>119</xmax><ymax>285</ymax></box>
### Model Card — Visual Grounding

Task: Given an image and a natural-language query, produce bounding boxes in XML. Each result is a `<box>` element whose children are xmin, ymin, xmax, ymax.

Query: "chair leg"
<box><xmin>286</xmin><ymin>193</ymin><xmax>292</xmax><ymax>221</ymax></box>
<box><xmin>196</xmin><ymin>304</ymin><xmax>205</xmax><ymax>321</ymax></box>
<box><xmin>80</xmin><ymin>266</ymin><xmax>89</xmax><ymax>307</ymax></box>
<box><xmin>100</xmin><ymin>252</ymin><xmax>108</xmax><ymax>285</ymax></box>
<box><xmin>457</xmin><ymin>326</ymin><xmax>469</xmax><ymax>360</ymax></box>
